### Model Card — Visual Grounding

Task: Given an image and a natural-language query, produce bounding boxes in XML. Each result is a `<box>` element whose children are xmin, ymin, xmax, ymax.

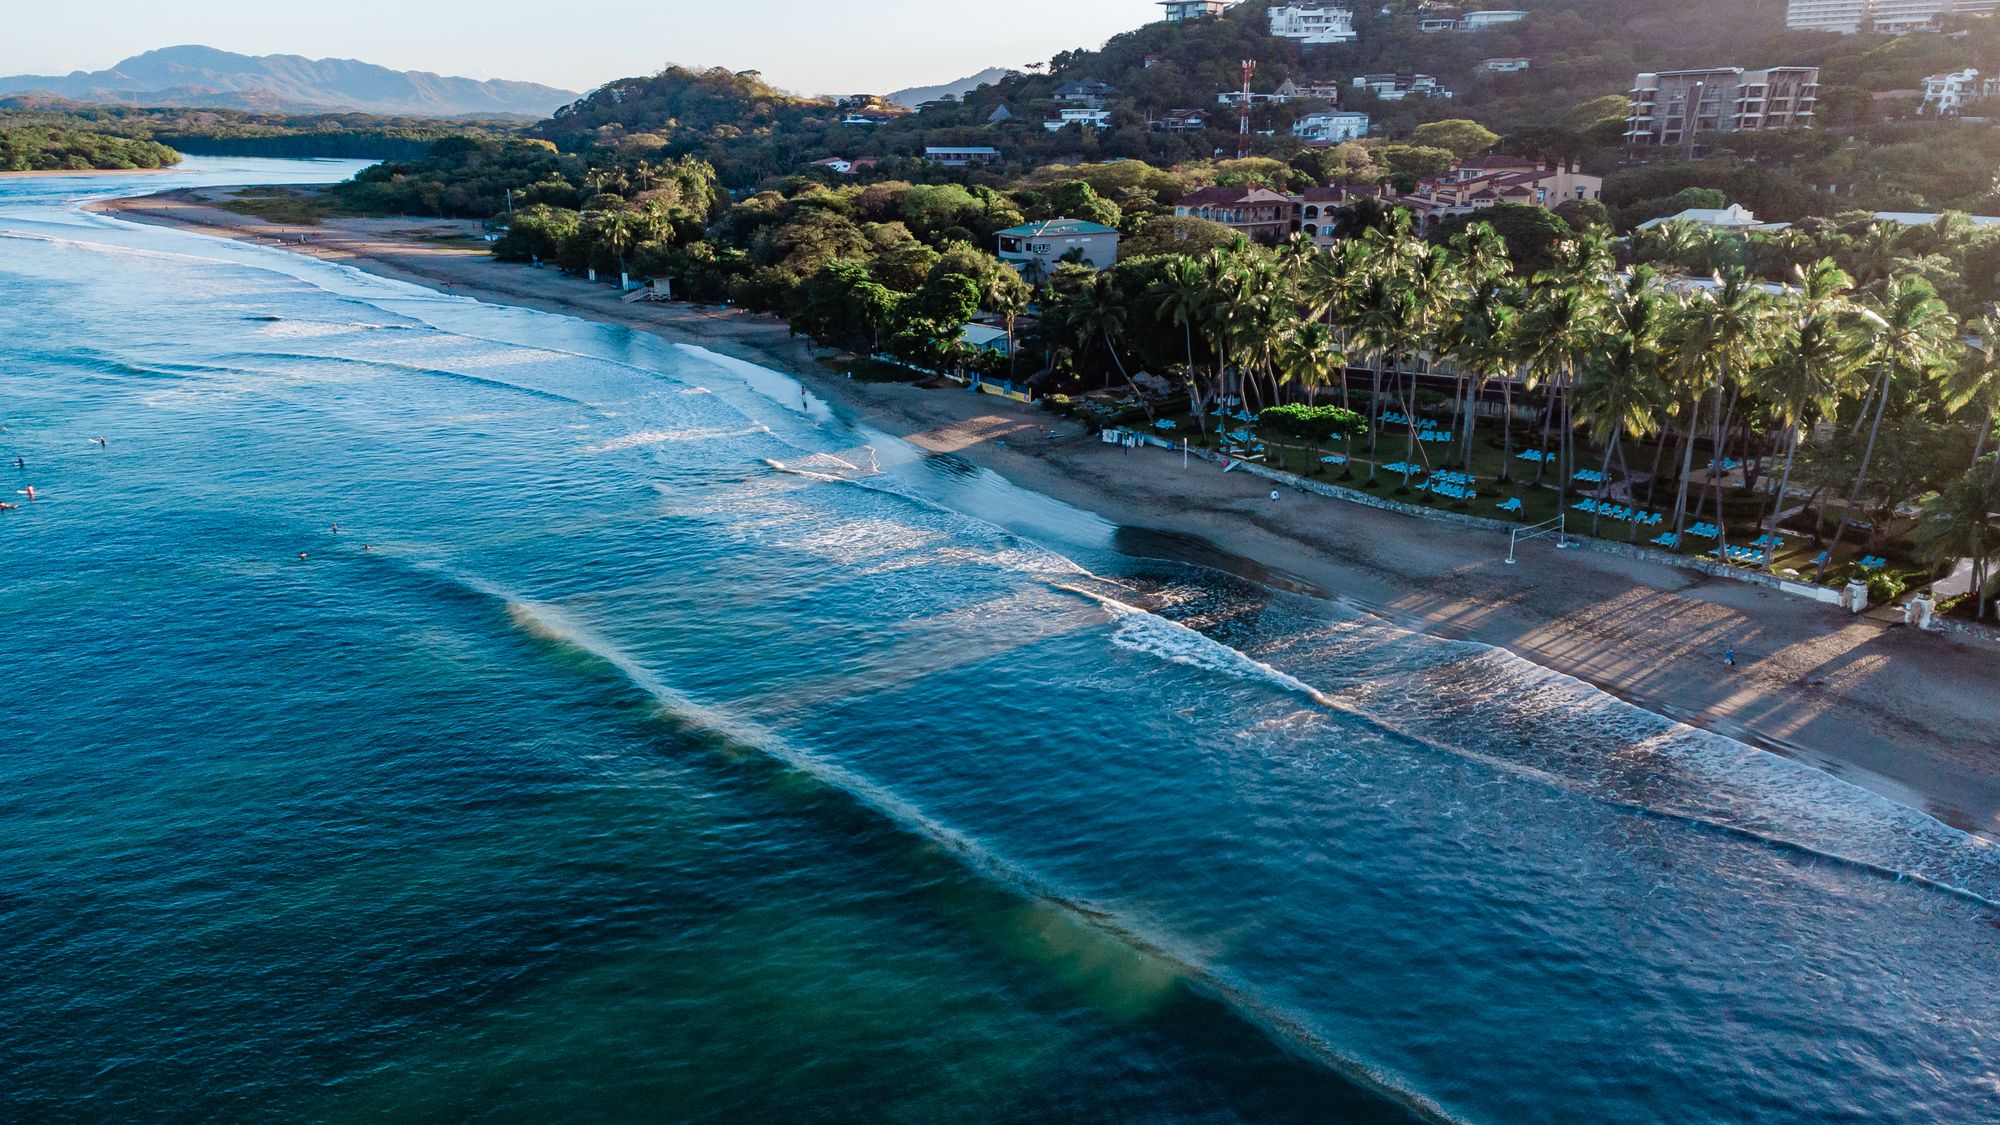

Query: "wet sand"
<box><xmin>95</xmin><ymin>187</ymin><xmax>2000</xmax><ymax>839</ymax></box>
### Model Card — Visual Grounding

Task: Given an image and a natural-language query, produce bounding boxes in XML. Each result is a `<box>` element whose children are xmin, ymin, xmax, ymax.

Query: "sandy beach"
<box><xmin>96</xmin><ymin>186</ymin><xmax>2000</xmax><ymax>839</ymax></box>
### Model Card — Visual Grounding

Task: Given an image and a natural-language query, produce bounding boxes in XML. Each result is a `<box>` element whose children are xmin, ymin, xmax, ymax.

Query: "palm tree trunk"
<box><xmin>1671</xmin><ymin>393</ymin><xmax>1705</xmax><ymax>544</ymax></box>
<box><xmin>1644</xmin><ymin>416</ymin><xmax>1673</xmax><ymax>510</ymax></box>
<box><xmin>1368</xmin><ymin>355</ymin><xmax>1385</xmax><ymax>454</ymax></box>
<box><xmin>1763</xmin><ymin>424</ymin><xmax>1801</xmax><ymax>569</ymax></box>
<box><xmin>1823</xmin><ymin>365</ymin><xmax>1895</xmax><ymax>576</ymax></box>
<box><xmin>1591</xmin><ymin>431</ymin><xmax>1620</xmax><ymax>538</ymax></box>
<box><xmin>1461</xmin><ymin>379</ymin><xmax>1481</xmax><ymax>470</ymax></box>
<box><xmin>1705</xmin><ymin>390</ymin><xmax>1739</xmax><ymax>557</ymax></box>
<box><xmin>1499</xmin><ymin>377</ymin><xmax>1516</xmax><ymax>483</ymax></box>
<box><xmin>1620</xmin><ymin>441</ymin><xmax>1643</xmax><ymax>544</ymax></box>
<box><xmin>1973</xmin><ymin>405</ymin><xmax>1994</xmax><ymax>467</ymax></box>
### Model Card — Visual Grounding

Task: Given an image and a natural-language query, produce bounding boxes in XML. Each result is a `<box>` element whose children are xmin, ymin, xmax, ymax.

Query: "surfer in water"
<box><xmin>94</xmin><ymin>437</ymin><xmax>106</xmax><ymax>449</ymax></box>
<box><xmin>12</xmin><ymin>457</ymin><xmax>22</xmax><ymax>470</ymax></box>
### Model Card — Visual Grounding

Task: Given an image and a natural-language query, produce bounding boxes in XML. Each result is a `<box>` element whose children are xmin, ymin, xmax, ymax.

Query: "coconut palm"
<box><xmin>1348</xmin><ymin>243</ymin><xmax>1423</xmax><ymax>483</ymax></box>
<box><xmin>1665</xmin><ymin>269</ymin><xmax>1771</xmax><ymax>554</ymax></box>
<box><xmin>1439</xmin><ymin>222</ymin><xmax>1515</xmax><ymax>468</ymax></box>
<box><xmin>1823</xmin><ymin>275</ymin><xmax>1959</xmax><ymax>570</ymax></box>
<box><xmin>1574</xmin><ymin>267</ymin><xmax>1667</xmax><ymax>539</ymax></box>
<box><xmin>1153</xmin><ymin>257</ymin><xmax>1214</xmax><ymax>436</ymax></box>
<box><xmin>1521</xmin><ymin>236</ymin><xmax>1612</xmax><ymax>491</ymax></box>
<box><xmin>1067</xmin><ymin>274</ymin><xmax>1152</xmax><ymax>421</ymax></box>
<box><xmin>1756</xmin><ymin>259</ymin><xmax>1872</xmax><ymax>567</ymax></box>
<box><xmin>1946</xmin><ymin>311</ymin><xmax>2000</xmax><ymax>467</ymax></box>
<box><xmin>1912</xmin><ymin>457</ymin><xmax>2000</xmax><ymax>621</ymax></box>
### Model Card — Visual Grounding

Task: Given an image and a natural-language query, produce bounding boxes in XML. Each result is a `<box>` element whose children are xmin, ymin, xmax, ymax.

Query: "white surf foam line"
<box><xmin>1053</xmin><ymin>583</ymin><xmax>2000</xmax><ymax>913</ymax></box>
<box><xmin>473</xmin><ymin>583</ymin><xmax>1460</xmax><ymax>1125</ymax></box>
<box><xmin>588</xmin><ymin>425</ymin><xmax>772</xmax><ymax>454</ymax></box>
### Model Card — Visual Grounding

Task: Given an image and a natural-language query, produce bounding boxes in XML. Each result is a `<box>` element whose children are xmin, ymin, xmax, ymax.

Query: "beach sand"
<box><xmin>95</xmin><ymin>187</ymin><xmax>2000</xmax><ymax>839</ymax></box>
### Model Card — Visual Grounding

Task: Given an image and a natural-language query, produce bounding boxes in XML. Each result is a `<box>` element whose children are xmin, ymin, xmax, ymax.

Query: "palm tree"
<box><xmin>1756</xmin><ymin>259</ymin><xmax>1872</xmax><ymax>567</ymax></box>
<box><xmin>1913</xmin><ymin>457</ymin><xmax>2000</xmax><ymax>620</ymax></box>
<box><xmin>1823</xmin><ymin>275</ymin><xmax>1958</xmax><ymax>571</ymax></box>
<box><xmin>1667</xmin><ymin>269</ymin><xmax>1771</xmax><ymax>555</ymax></box>
<box><xmin>1068</xmin><ymin>274</ymin><xmax>1152</xmax><ymax>421</ymax></box>
<box><xmin>1442</xmin><ymin>275</ymin><xmax>1522</xmax><ymax>476</ymax></box>
<box><xmin>1946</xmin><ymin>311</ymin><xmax>2000</xmax><ymax>467</ymax></box>
<box><xmin>1521</xmin><ymin>238</ymin><xmax>1611</xmax><ymax>492</ymax></box>
<box><xmin>591</xmin><ymin>210</ymin><xmax>640</xmax><ymax>287</ymax></box>
<box><xmin>1348</xmin><ymin>246</ymin><xmax>1422</xmax><ymax>484</ymax></box>
<box><xmin>1154</xmin><ymin>257</ymin><xmax>1213</xmax><ymax>436</ymax></box>
<box><xmin>1575</xmin><ymin>267</ymin><xmax>1667</xmax><ymax>539</ymax></box>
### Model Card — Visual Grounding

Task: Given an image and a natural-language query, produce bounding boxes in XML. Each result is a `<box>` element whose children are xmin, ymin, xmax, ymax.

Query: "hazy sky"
<box><xmin>2</xmin><ymin>0</ymin><xmax>1152</xmax><ymax>96</ymax></box>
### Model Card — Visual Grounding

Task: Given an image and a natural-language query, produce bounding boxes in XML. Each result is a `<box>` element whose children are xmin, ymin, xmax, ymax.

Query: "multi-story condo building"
<box><xmin>1786</xmin><ymin>0</ymin><xmax>1998</xmax><ymax>34</ymax></box>
<box><xmin>1292</xmin><ymin>110</ymin><xmax>1372</xmax><ymax>142</ymax></box>
<box><xmin>1172</xmin><ymin>186</ymin><xmax>1300</xmax><ymax>243</ymax></box>
<box><xmin>1268</xmin><ymin>3</ymin><xmax>1360</xmax><ymax>44</ymax></box>
<box><xmin>1159</xmin><ymin>0</ymin><xmax>1230</xmax><ymax>20</ymax></box>
<box><xmin>1352</xmin><ymin>73</ymin><xmax>1452</xmax><ymax>100</ymax></box>
<box><xmin>1921</xmin><ymin>68</ymin><xmax>2000</xmax><ymax>115</ymax></box>
<box><xmin>1624</xmin><ymin>67</ymin><xmax>1819</xmax><ymax>150</ymax></box>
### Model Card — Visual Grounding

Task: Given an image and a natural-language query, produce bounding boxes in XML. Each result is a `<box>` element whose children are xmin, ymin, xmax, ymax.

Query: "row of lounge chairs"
<box><xmin>1572</xmin><ymin>469</ymin><xmax>1606</xmax><ymax>484</ymax></box>
<box><xmin>1574</xmin><ymin>499</ymin><xmax>1664</xmax><ymax>526</ymax></box>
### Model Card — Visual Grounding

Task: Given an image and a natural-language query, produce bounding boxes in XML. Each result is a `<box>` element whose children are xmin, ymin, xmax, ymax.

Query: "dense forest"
<box><xmin>0</xmin><ymin>125</ymin><xmax>179</xmax><ymax>171</ymax></box>
<box><xmin>0</xmin><ymin>99</ymin><xmax>512</xmax><ymax>161</ymax></box>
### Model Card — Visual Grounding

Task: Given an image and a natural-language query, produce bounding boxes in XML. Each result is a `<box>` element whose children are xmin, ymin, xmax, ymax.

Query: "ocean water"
<box><xmin>4</xmin><ymin>160</ymin><xmax>1999</xmax><ymax>1124</ymax></box>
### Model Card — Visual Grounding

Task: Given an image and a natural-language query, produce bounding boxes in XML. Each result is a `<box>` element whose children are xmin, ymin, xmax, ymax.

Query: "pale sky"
<box><xmin>1</xmin><ymin>0</ymin><xmax>1152</xmax><ymax>97</ymax></box>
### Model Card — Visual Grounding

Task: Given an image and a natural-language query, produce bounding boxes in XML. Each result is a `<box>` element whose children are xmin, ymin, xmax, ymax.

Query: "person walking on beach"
<box><xmin>1723</xmin><ymin>645</ymin><xmax>1737</xmax><ymax>669</ymax></box>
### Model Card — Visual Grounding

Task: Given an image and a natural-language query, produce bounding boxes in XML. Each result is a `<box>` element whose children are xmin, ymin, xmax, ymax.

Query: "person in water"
<box><xmin>12</xmin><ymin>458</ymin><xmax>22</xmax><ymax>470</ymax></box>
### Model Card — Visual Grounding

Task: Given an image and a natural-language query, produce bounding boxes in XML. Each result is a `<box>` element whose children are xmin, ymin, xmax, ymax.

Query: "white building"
<box><xmin>1268</xmin><ymin>3</ymin><xmax>1359</xmax><ymax>44</ymax></box>
<box><xmin>1352</xmin><ymin>73</ymin><xmax>1451</xmax><ymax>100</ymax></box>
<box><xmin>923</xmin><ymin>146</ymin><xmax>1001</xmax><ymax>167</ymax></box>
<box><xmin>1292</xmin><ymin>110</ymin><xmax>1371</xmax><ymax>142</ymax></box>
<box><xmin>995</xmin><ymin>219</ymin><xmax>1120</xmax><ymax>273</ymax></box>
<box><xmin>1158</xmin><ymin>0</ymin><xmax>1230</xmax><ymax>20</ymax></box>
<box><xmin>1045</xmin><ymin>108</ymin><xmax>1112</xmax><ymax>131</ymax></box>
<box><xmin>1786</xmin><ymin>0</ymin><xmax>1998</xmax><ymax>34</ymax></box>
<box><xmin>1635</xmin><ymin>204</ymin><xmax>1768</xmax><ymax>231</ymax></box>
<box><xmin>1460</xmin><ymin>9</ymin><xmax>1528</xmax><ymax>29</ymax></box>
<box><xmin>1920</xmin><ymin>67</ymin><xmax>2000</xmax><ymax>115</ymax></box>
<box><xmin>1479</xmin><ymin>57</ymin><xmax>1532</xmax><ymax>73</ymax></box>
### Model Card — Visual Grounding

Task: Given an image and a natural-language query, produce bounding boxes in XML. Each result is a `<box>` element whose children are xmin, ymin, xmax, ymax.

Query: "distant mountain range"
<box><xmin>0</xmin><ymin>45</ymin><xmax>578</xmax><ymax>118</ymax></box>
<box><xmin>885</xmin><ymin>67</ymin><xmax>1017</xmax><ymax>109</ymax></box>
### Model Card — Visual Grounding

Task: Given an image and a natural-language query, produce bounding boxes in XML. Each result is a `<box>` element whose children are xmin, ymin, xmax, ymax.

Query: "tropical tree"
<box><xmin>1823</xmin><ymin>276</ymin><xmax>1959</xmax><ymax>570</ymax></box>
<box><xmin>1913</xmin><ymin>456</ymin><xmax>2000</xmax><ymax>620</ymax></box>
<box><xmin>1756</xmin><ymin>260</ymin><xmax>1872</xmax><ymax>566</ymax></box>
<box><xmin>1665</xmin><ymin>269</ymin><xmax>1772</xmax><ymax>553</ymax></box>
<box><xmin>1067</xmin><ymin>273</ymin><xmax>1152</xmax><ymax>420</ymax></box>
<box><xmin>1574</xmin><ymin>267</ymin><xmax>1667</xmax><ymax>539</ymax></box>
<box><xmin>1520</xmin><ymin>235</ymin><xmax>1612</xmax><ymax>490</ymax></box>
<box><xmin>1154</xmin><ymin>256</ymin><xmax>1214</xmax><ymax>436</ymax></box>
<box><xmin>1946</xmin><ymin>311</ymin><xmax>2000</xmax><ymax>467</ymax></box>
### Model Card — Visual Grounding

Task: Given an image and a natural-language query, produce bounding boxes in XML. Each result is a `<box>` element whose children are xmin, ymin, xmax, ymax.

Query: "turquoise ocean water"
<box><xmin>3</xmin><ymin>160</ymin><xmax>1998</xmax><ymax>1123</ymax></box>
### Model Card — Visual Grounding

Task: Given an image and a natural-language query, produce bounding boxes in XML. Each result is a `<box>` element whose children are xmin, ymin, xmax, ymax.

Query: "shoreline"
<box><xmin>1</xmin><ymin>165</ymin><xmax>181</xmax><ymax>178</ymax></box>
<box><xmin>92</xmin><ymin>187</ymin><xmax>2000</xmax><ymax>840</ymax></box>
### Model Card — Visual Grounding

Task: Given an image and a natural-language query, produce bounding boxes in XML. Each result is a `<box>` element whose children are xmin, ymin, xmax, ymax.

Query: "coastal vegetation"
<box><xmin>0</xmin><ymin>100</ymin><xmax>512</xmax><ymax>161</ymax></box>
<box><xmin>0</xmin><ymin>124</ymin><xmax>179</xmax><ymax>171</ymax></box>
<box><xmin>443</xmin><ymin>127</ymin><xmax>1997</xmax><ymax>612</ymax></box>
